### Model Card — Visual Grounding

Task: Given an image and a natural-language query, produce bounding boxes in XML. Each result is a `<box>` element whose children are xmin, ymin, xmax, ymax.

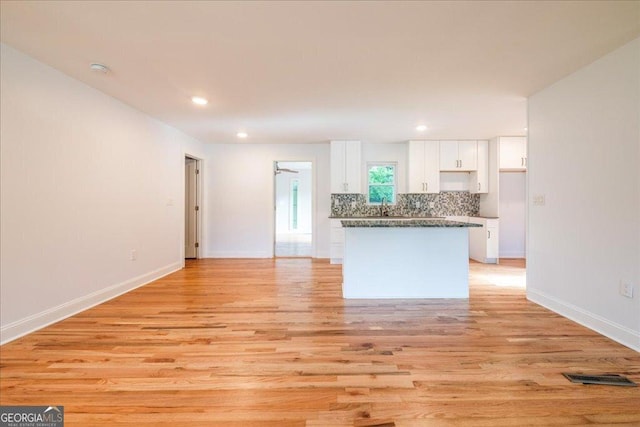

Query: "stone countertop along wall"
<box><xmin>331</xmin><ymin>192</ymin><xmax>480</xmax><ymax>218</ymax></box>
<box><xmin>340</xmin><ymin>219</ymin><xmax>482</xmax><ymax>228</ymax></box>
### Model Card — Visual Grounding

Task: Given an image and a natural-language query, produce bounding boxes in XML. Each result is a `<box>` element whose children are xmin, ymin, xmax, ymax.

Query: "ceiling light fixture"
<box><xmin>416</xmin><ymin>125</ymin><xmax>427</xmax><ymax>132</ymax></box>
<box><xmin>90</xmin><ymin>63</ymin><xmax>110</xmax><ymax>73</ymax></box>
<box><xmin>191</xmin><ymin>96</ymin><xmax>208</xmax><ymax>106</ymax></box>
<box><xmin>237</xmin><ymin>131</ymin><xmax>248</xmax><ymax>139</ymax></box>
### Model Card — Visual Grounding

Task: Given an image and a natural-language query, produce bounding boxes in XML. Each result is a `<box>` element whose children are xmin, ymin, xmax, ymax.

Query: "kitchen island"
<box><xmin>341</xmin><ymin>219</ymin><xmax>481</xmax><ymax>299</ymax></box>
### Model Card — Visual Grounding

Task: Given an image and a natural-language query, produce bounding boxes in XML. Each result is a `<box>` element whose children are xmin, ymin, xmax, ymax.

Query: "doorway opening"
<box><xmin>274</xmin><ymin>161</ymin><xmax>313</xmax><ymax>257</ymax></box>
<box><xmin>185</xmin><ymin>156</ymin><xmax>200</xmax><ymax>259</ymax></box>
<box><xmin>499</xmin><ymin>171</ymin><xmax>526</xmax><ymax>262</ymax></box>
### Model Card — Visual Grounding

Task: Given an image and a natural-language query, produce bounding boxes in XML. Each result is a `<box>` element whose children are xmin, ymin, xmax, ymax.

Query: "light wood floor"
<box><xmin>1</xmin><ymin>259</ymin><xmax>639</xmax><ymax>426</ymax></box>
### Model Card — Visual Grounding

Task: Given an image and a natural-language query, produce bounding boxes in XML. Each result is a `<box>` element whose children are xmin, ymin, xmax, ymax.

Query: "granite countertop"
<box><xmin>340</xmin><ymin>219</ymin><xmax>482</xmax><ymax>228</ymax></box>
<box><xmin>329</xmin><ymin>215</ymin><xmax>444</xmax><ymax>219</ymax></box>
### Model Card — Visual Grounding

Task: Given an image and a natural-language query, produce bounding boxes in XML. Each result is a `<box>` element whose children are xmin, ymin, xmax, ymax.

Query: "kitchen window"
<box><xmin>367</xmin><ymin>163</ymin><xmax>396</xmax><ymax>204</ymax></box>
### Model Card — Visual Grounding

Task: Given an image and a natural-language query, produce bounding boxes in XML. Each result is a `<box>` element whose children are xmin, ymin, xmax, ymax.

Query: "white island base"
<box><xmin>342</xmin><ymin>226</ymin><xmax>470</xmax><ymax>299</ymax></box>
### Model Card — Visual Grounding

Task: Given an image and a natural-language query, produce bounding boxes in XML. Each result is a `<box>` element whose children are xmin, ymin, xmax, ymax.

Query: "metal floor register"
<box><xmin>563</xmin><ymin>373</ymin><xmax>637</xmax><ymax>387</ymax></box>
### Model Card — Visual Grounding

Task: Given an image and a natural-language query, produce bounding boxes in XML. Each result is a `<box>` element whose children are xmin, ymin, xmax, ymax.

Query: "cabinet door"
<box><xmin>344</xmin><ymin>141</ymin><xmax>361</xmax><ymax>193</ymax></box>
<box><xmin>407</xmin><ymin>141</ymin><xmax>426</xmax><ymax>193</ymax></box>
<box><xmin>423</xmin><ymin>141</ymin><xmax>440</xmax><ymax>193</ymax></box>
<box><xmin>486</xmin><ymin>225</ymin><xmax>499</xmax><ymax>258</ymax></box>
<box><xmin>330</xmin><ymin>141</ymin><xmax>347</xmax><ymax>193</ymax></box>
<box><xmin>331</xmin><ymin>140</ymin><xmax>361</xmax><ymax>193</ymax></box>
<box><xmin>470</xmin><ymin>140</ymin><xmax>488</xmax><ymax>193</ymax></box>
<box><xmin>499</xmin><ymin>137</ymin><xmax>527</xmax><ymax>170</ymax></box>
<box><xmin>458</xmin><ymin>140</ymin><xmax>478</xmax><ymax>171</ymax></box>
<box><xmin>468</xmin><ymin>222</ymin><xmax>486</xmax><ymax>262</ymax></box>
<box><xmin>330</xmin><ymin>219</ymin><xmax>345</xmax><ymax>264</ymax></box>
<box><xmin>439</xmin><ymin>141</ymin><xmax>459</xmax><ymax>171</ymax></box>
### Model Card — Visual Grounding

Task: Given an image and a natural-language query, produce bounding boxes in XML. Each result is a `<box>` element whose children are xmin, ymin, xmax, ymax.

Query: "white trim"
<box><xmin>183</xmin><ymin>152</ymin><xmax>205</xmax><ymax>264</ymax></box>
<box><xmin>272</xmin><ymin>159</ymin><xmax>316</xmax><ymax>258</ymax></box>
<box><xmin>498</xmin><ymin>251</ymin><xmax>526</xmax><ymax>258</ymax></box>
<box><xmin>365</xmin><ymin>161</ymin><xmax>398</xmax><ymax>205</ymax></box>
<box><xmin>205</xmin><ymin>251</ymin><xmax>272</xmax><ymax>258</ymax></box>
<box><xmin>0</xmin><ymin>262</ymin><xmax>182</xmax><ymax>345</ymax></box>
<box><xmin>527</xmin><ymin>288</ymin><xmax>640</xmax><ymax>352</ymax></box>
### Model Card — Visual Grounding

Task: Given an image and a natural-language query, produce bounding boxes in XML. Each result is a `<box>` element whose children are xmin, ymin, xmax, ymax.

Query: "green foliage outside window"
<box><xmin>368</xmin><ymin>164</ymin><xmax>395</xmax><ymax>204</ymax></box>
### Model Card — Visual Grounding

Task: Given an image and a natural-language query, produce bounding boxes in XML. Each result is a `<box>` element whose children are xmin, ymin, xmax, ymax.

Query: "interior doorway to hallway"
<box><xmin>274</xmin><ymin>161</ymin><xmax>313</xmax><ymax>257</ymax></box>
<box><xmin>185</xmin><ymin>156</ymin><xmax>200</xmax><ymax>259</ymax></box>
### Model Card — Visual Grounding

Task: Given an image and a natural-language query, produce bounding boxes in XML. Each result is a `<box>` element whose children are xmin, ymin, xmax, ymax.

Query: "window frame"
<box><xmin>366</xmin><ymin>162</ymin><xmax>397</xmax><ymax>205</ymax></box>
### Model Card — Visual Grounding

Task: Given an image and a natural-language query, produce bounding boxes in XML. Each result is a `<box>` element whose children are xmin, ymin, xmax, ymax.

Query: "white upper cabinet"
<box><xmin>499</xmin><ymin>136</ymin><xmax>527</xmax><ymax>170</ymax></box>
<box><xmin>458</xmin><ymin>140</ymin><xmax>478</xmax><ymax>170</ymax></box>
<box><xmin>331</xmin><ymin>140</ymin><xmax>361</xmax><ymax>193</ymax></box>
<box><xmin>470</xmin><ymin>140</ymin><xmax>489</xmax><ymax>194</ymax></box>
<box><xmin>407</xmin><ymin>140</ymin><xmax>440</xmax><ymax>193</ymax></box>
<box><xmin>440</xmin><ymin>140</ymin><xmax>478</xmax><ymax>171</ymax></box>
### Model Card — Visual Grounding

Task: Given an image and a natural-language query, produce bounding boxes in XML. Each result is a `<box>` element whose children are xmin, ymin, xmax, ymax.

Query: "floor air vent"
<box><xmin>563</xmin><ymin>373</ymin><xmax>637</xmax><ymax>387</ymax></box>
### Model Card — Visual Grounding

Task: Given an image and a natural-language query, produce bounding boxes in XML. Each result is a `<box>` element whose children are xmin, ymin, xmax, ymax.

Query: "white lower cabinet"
<box><xmin>468</xmin><ymin>217</ymin><xmax>499</xmax><ymax>264</ymax></box>
<box><xmin>330</xmin><ymin>219</ymin><xmax>345</xmax><ymax>264</ymax></box>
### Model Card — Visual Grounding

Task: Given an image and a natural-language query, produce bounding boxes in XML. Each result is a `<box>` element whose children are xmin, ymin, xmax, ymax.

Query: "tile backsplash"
<box><xmin>331</xmin><ymin>192</ymin><xmax>479</xmax><ymax>217</ymax></box>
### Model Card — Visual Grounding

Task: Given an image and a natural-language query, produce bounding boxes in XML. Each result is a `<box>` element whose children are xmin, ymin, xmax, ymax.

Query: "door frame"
<box><xmin>272</xmin><ymin>159</ymin><xmax>316</xmax><ymax>258</ymax></box>
<box><xmin>183</xmin><ymin>154</ymin><xmax>203</xmax><ymax>266</ymax></box>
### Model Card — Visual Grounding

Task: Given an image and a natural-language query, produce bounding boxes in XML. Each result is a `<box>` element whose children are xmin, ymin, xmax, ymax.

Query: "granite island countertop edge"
<box><xmin>340</xmin><ymin>219</ymin><xmax>482</xmax><ymax>228</ymax></box>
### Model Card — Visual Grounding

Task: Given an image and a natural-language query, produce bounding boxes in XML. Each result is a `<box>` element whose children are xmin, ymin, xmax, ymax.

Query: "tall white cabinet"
<box><xmin>407</xmin><ymin>140</ymin><xmax>440</xmax><ymax>193</ymax></box>
<box><xmin>469</xmin><ymin>140</ymin><xmax>489</xmax><ymax>194</ymax></box>
<box><xmin>499</xmin><ymin>136</ymin><xmax>527</xmax><ymax>170</ymax></box>
<box><xmin>330</xmin><ymin>140</ymin><xmax>361</xmax><ymax>193</ymax></box>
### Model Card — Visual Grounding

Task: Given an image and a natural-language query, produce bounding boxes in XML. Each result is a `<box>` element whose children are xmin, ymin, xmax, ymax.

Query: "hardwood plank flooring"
<box><xmin>1</xmin><ymin>258</ymin><xmax>639</xmax><ymax>426</ymax></box>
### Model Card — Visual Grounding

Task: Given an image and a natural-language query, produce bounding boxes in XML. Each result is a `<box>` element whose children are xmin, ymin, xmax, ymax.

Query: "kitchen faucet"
<box><xmin>380</xmin><ymin>197</ymin><xmax>388</xmax><ymax>217</ymax></box>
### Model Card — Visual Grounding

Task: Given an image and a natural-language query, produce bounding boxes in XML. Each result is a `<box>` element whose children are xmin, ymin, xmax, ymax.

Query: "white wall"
<box><xmin>206</xmin><ymin>143</ymin><xmax>330</xmax><ymax>258</ymax></box>
<box><xmin>527</xmin><ymin>38</ymin><xmax>640</xmax><ymax>351</ymax></box>
<box><xmin>0</xmin><ymin>44</ymin><xmax>207</xmax><ymax>343</ymax></box>
<box><xmin>499</xmin><ymin>172</ymin><xmax>526</xmax><ymax>258</ymax></box>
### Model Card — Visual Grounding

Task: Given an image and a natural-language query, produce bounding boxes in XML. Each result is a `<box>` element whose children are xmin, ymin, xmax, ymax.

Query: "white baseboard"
<box><xmin>204</xmin><ymin>251</ymin><xmax>272</xmax><ymax>258</ymax></box>
<box><xmin>499</xmin><ymin>251</ymin><xmax>526</xmax><ymax>258</ymax></box>
<box><xmin>0</xmin><ymin>262</ymin><xmax>182</xmax><ymax>345</ymax></box>
<box><xmin>527</xmin><ymin>288</ymin><xmax>640</xmax><ymax>352</ymax></box>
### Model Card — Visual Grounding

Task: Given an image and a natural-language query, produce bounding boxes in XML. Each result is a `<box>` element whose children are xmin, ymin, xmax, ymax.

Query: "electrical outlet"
<box><xmin>533</xmin><ymin>194</ymin><xmax>546</xmax><ymax>206</ymax></box>
<box><xmin>415</xmin><ymin>201</ymin><xmax>421</xmax><ymax>208</ymax></box>
<box><xmin>429</xmin><ymin>202</ymin><xmax>435</xmax><ymax>209</ymax></box>
<box><xmin>130</xmin><ymin>249</ymin><xmax>137</xmax><ymax>261</ymax></box>
<box><xmin>620</xmin><ymin>281</ymin><xmax>634</xmax><ymax>298</ymax></box>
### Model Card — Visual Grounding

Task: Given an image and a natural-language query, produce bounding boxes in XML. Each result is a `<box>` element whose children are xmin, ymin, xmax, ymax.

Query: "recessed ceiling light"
<box><xmin>191</xmin><ymin>96</ymin><xmax>208</xmax><ymax>106</ymax></box>
<box><xmin>90</xmin><ymin>63</ymin><xmax>110</xmax><ymax>73</ymax></box>
<box><xmin>237</xmin><ymin>132</ymin><xmax>248</xmax><ymax>139</ymax></box>
<box><xmin>416</xmin><ymin>125</ymin><xmax>427</xmax><ymax>132</ymax></box>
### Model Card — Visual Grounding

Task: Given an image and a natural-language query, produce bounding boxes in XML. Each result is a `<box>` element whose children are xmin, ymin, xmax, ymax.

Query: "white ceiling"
<box><xmin>1</xmin><ymin>1</ymin><xmax>639</xmax><ymax>144</ymax></box>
